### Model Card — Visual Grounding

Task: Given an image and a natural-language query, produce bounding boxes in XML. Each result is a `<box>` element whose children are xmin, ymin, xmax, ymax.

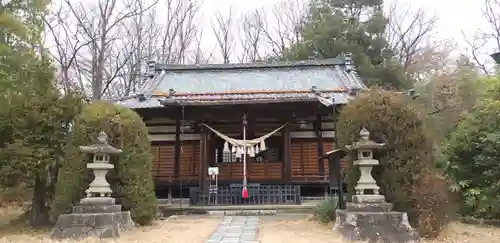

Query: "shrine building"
<box><xmin>117</xmin><ymin>57</ymin><xmax>366</xmax><ymax>205</ymax></box>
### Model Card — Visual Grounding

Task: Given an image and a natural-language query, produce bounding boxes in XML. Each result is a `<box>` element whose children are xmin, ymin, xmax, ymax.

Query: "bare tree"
<box><xmin>156</xmin><ymin>0</ymin><xmax>201</xmax><ymax>64</ymax></box>
<box><xmin>212</xmin><ymin>6</ymin><xmax>236</xmax><ymax>64</ymax></box>
<box><xmin>44</xmin><ymin>3</ymin><xmax>91</xmax><ymax>94</ymax></box>
<box><xmin>406</xmin><ymin>40</ymin><xmax>458</xmax><ymax>84</ymax></box>
<box><xmin>105</xmin><ymin>0</ymin><xmax>158</xmax><ymax>97</ymax></box>
<box><xmin>238</xmin><ymin>10</ymin><xmax>264</xmax><ymax>62</ymax></box>
<box><xmin>191</xmin><ymin>29</ymin><xmax>215</xmax><ymax>64</ymax></box>
<box><xmin>46</xmin><ymin>0</ymin><xmax>157</xmax><ymax>100</ymax></box>
<box><xmin>45</xmin><ymin>0</ymin><xmax>204</xmax><ymax>98</ymax></box>
<box><xmin>103</xmin><ymin>0</ymin><xmax>202</xmax><ymax>97</ymax></box>
<box><xmin>386</xmin><ymin>2</ymin><xmax>442</xmax><ymax>82</ymax></box>
<box><xmin>464</xmin><ymin>0</ymin><xmax>500</xmax><ymax>74</ymax></box>
<box><xmin>258</xmin><ymin>0</ymin><xmax>306</xmax><ymax>59</ymax></box>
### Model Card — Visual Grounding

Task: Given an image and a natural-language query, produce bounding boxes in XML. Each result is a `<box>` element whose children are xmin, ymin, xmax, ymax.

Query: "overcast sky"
<box><xmin>199</xmin><ymin>0</ymin><xmax>491</xmax><ymax>54</ymax></box>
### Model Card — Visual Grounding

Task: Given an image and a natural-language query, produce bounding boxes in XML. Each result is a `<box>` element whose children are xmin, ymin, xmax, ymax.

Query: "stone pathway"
<box><xmin>207</xmin><ymin>216</ymin><xmax>259</xmax><ymax>243</ymax></box>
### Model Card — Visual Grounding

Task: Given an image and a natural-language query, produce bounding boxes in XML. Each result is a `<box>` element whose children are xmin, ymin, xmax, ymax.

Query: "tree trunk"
<box><xmin>31</xmin><ymin>176</ymin><xmax>50</xmax><ymax>227</ymax></box>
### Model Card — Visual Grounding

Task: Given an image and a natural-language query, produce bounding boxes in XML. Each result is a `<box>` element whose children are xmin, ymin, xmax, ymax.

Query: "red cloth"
<box><xmin>242</xmin><ymin>187</ymin><xmax>249</xmax><ymax>199</ymax></box>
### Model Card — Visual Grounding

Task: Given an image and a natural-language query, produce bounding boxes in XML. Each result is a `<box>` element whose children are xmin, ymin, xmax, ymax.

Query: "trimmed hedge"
<box><xmin>336</xmin><ymin>89</ymin><xmax>454</xmax><ymax>237</ymax></box>
<box><xmin>49</xmin><ymin>101</ymin><xmax>156</xmax><ymax>225</ymax></box>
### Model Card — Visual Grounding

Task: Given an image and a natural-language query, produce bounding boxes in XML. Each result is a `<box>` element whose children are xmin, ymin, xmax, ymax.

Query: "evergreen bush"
<box><xmin>444</xmin><ymin>99</ymin><xmax>500</xmax><ymax>220</ymax></box>
<box><xmin>313</xmin><ymin>197</ymin><xmax>338</xmax><ymax>224</ymax></box>
<box><xmin>336</xmin><ymin>89</ymin><xmax>455</xmax><ymax>237</ymax></box>
<box><xmin>49</xmin><ymin>101</ymin><xmax>156</xmax><ymax>225</ymax></box>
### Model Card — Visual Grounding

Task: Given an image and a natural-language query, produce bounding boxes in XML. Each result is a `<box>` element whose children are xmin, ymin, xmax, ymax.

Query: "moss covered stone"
<box><xmin>50</xmin><ymin>101</ymin><xmax>156</xmax><ymax>225</ymax></box>
<box><xmin>336</xmin><ymin>89</ymin><xmax>454</xmax><ymax>237</ymax></box>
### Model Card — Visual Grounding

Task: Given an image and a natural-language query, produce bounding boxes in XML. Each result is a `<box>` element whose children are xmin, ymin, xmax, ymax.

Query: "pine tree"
<box><xmin>283</xmin><ymin>0</ymin><xmax>411</xmax><ymax>90</ymax></box>
<box><xmin>0</xmin><ymin>0</ymin><xmax>83</xmax><ymax>227</ymax></box>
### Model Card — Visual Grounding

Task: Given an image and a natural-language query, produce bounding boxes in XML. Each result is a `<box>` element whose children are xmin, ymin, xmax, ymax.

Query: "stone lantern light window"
<box><xmin>94</xmin><ymin>154</ymin><xmax>109</xmax><ymax>163</ymax></box>
<box><xmin>359</xmin><ymin>150</ymin><xmax>372</xmax><ymax>159</ymax></box>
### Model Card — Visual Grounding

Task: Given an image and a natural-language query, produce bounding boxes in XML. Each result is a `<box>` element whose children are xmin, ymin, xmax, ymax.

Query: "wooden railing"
<box><xmin>189</xmin><ymin>184</ymin><xmax>301</xmax><ymax>205</ymax></box>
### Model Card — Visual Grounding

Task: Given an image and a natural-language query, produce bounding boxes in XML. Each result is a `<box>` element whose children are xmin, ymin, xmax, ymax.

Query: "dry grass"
<box><xmin>258</xmin><ymin>218</ymin><xmax>500</xmax><ymax>243</ymax></box>
<box><xmin>425</xmin><ymin>222</ymin><xmax>500</xmax><ymax>243</ymax></box>
<box><xmin>2</xmin><ymin>206</ymin><xmax>500</xmax><ymax>243</ymax></box>
<box><xmin>259</xmin><ymin>218</ymin><xmax>344</xmax><ymax>243</ymax></box>
<box><xmin>0</xmin><ymin>206</ymin><xmax>219</xmax><ymax>243</ymax></box>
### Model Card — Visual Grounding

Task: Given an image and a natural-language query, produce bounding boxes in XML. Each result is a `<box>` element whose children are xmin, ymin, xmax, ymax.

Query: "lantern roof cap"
<box><xmin>346</xmin><ymin>127</ymin><xmax>385</xmax><ymax>150</ymax></box>
<box><xmin>79</xmin><ymin>131</ymin><xmax>122</xmax><ymax>154</ymax></box>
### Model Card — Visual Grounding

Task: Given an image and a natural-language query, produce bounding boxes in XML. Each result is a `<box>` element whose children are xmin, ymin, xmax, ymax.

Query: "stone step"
<box><xmin>345</xmin><ymin>202</ymin><xmax>393</xmax><ymax>212</ymax></box>
<box><xmin>157</xmin><ymin>198</ymin><xmax>190</xmax><ymax>205</ymax></box>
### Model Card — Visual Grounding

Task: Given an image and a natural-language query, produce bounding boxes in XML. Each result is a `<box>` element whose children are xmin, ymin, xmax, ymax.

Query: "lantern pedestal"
<box><xmin>51</xmin><ymin>132</ymin><xmax>135</xmax><ymax>240</ymax></box>
<box><xmin>333</xmin><ymin>128</ymin><xmax>420</xmax><ymax>243</ymax></box>
<box><xmin>334</xmin><ymin>209</ymin><xmax>420</xmax><ymax>243</ymax></box>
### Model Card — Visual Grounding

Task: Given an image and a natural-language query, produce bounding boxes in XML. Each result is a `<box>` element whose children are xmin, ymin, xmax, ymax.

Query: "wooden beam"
<box><xmin>181</xmin><ymin>103</ymin><xmax>324</xmax><ymax>121</ymax></box>
<box><xmin>315</xmin><ymin>115</ymin><xmax>325</xmax><ymax>177</ymax></box>
<box><xmin>198</xmin><ymin>126</ymin><xmax>208</xmax><ymax>191</ymax></box>
<box><xmin>174</xmin><ymin>114</ymin><xmax>181</xmax><ymax>178</ymax></box>
<box><xmin>283</xmin><ymin>124</ymin><xmax>292</xmax><ymax>182</ymax></box>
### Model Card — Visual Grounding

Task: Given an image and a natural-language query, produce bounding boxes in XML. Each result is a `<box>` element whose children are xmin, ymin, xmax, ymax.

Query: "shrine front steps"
<box><xmin>51</xmin><ymin>201</ymin><xmax>135</xmax><ymax>240</ymax></box>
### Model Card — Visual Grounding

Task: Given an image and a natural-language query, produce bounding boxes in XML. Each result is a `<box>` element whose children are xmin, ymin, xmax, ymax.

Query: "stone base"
<box><xmin>51</xmin><ymin>204</ymin><xmax>135</xmax><ymax>240</ymax></box>
<box><xmin>352</xmin><ymin>194</ymin><xmax>386</xmax><ymax>203</ymax></box>
<box><xmin>334</xmin><ymin>209</ymin><xmax>420</xmax><ymax>243</ymax></box>
<box><xmin>80</xmin><ymin>197</ymin><xmax>116</xmax><ymax>205</ymax></box>
<box><xmin>73</xmin><ymin>204</ymin><xmax>122</xmax><ymax>214</ymax></box>
<box><xmin>346</xmin><ymin>202</ymin><xmax>393</xmax><ymax>212</ymax></box>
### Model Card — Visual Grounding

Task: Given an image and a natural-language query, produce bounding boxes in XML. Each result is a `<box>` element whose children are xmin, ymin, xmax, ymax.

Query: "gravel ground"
<box><xmin>1</xmin><ymin>207</ymin><xmax>500</xmax><ymax>243</ymax></box>
<box><xmin>0</xmin><ymin>209</ymin><xmax>220</xmax><ymax>243</ymax></box>
<box><xmin>258</xmin><ymin>216</ymin><xmax>500</xmax><ymax>243</ymax></box>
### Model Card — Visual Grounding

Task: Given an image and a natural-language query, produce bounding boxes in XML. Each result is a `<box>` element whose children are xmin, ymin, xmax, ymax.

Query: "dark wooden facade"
<box><xmin>137</xmin><ymin>102</ymin><xmax>348</xmax><ymax>195</ymax></box>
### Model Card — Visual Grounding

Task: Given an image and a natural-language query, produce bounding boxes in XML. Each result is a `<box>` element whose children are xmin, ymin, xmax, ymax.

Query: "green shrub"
<box><xmin>49</xmin><ymin>101</ymin><xmax>156</xmax><ymax>225</ymax></box>
<box><xmin>444</xmin><ymin>100</ymin><xmax>500</xmax><ymax>219</ymax></box>
<box><xmin>314</xmin><ymin>197</ymin><xmax>338</xmax><ymax>224</ymax></box>
<box><xmin>336</xmin><ymin>89</ymin><xmax>455</xmax><ymax>237</ymax></box>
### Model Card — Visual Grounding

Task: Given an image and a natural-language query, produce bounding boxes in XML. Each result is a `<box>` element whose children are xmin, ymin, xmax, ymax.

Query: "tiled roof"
<box><xmin>117</xmin><ymin>58</ymin><xmax>366</xmax><ymax>108</ymax></box>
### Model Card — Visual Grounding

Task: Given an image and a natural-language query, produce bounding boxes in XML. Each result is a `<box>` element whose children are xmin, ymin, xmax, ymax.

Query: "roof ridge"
<box><xmin>153</xmin><ymin>58</ymin><xmax>347</xmax><ymax>72</ymax></box>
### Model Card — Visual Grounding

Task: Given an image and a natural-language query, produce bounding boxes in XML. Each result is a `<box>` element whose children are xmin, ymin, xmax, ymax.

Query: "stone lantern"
<box><xmin>346</xmin><ymin>127</ymin><xmax>385</xmax><ymax>202</ymax></box>
<box><xmin>79</xmin><ymin>131</ymin><xmax>122</xmax><ymax>204</ymax></box>
<box><xmin>334</xmin><ymin>128</ymin><xmax>420</xmax><ymax>243</ymax></box>
<box><xmin>51</xmin><ymin>132</ymin><xmax>135</xmax><ymax>240</ymax></box>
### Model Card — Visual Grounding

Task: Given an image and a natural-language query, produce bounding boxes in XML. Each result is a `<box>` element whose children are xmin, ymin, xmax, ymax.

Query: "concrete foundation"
<box><xmin>51</xmin><ymin>202</ymin><xmax>135</xmax><ymax>240</ymax></box>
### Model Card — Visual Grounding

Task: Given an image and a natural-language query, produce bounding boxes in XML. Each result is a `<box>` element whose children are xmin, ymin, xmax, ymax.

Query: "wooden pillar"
<box><xmin>283</xmin><ymin>124</ymin><xmax>292</xmax><ymax>182</ymax></box>
<box><xmin>315</xmin><ymin>115</ymin><xmax>325</xmax><ymax>177</ymax></box>
<box><xmin>174</xmin><ymin>114</ymin><xmax>181</xmax><ymax>179</ymax></box>
<box><xmin>198</xmin><ymin>126</ymin><xmax>207</xmax><ymax>191</ymax></box>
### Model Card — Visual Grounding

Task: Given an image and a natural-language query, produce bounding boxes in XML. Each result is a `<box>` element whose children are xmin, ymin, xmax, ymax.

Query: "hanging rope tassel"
<box><xmin>235</xmin><ymin>147</ymin><xmax>241</xmax><ymax>158</ymax></box>
<box><xmin>260</xmin><ymin>139</ymin><xmax>266</xmax><ymax>151</ymax></box>
<box><xmin>249</xmin><ymin>146</ymin><xmax>255</xmax><ymax>157</ymax></box>
<box><xmin>255</xmin><ymin>145</ymin><xmax>260</xmax><ymax>154</ymax></box>
<box><xmin>223</xmin><ymin>141</ymin><xmax>230</xmax><ymax>153</ymax></box>
<box><xmin>231</xmin><ymin>145</ymin><xmax>236</xmax><ymax>153</ymax></box>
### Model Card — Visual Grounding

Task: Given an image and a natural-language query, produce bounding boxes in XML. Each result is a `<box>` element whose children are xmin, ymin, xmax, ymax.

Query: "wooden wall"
<box><xmin>291</xmin><ymin>138</ymin><xmax>348</xmax><ymax>181</ymax></box>
<box><xmin>146</xmin><ymin>115</ymin><xmax>345</xmax><ymax>185</ymax></box>
<box><xmin>150</xmin><ymin>143</ymin><xmax>174</xmax><ymax>180</ymax></box>
<box><xmin>150</xmin><ymin>141</ymin><xmax>200</xmax><ymax>182</ymax></box>
<box><xmin>217</xmin><ymin>162</ymin><xmax>283</xmax><ymax>181</ymax></box>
